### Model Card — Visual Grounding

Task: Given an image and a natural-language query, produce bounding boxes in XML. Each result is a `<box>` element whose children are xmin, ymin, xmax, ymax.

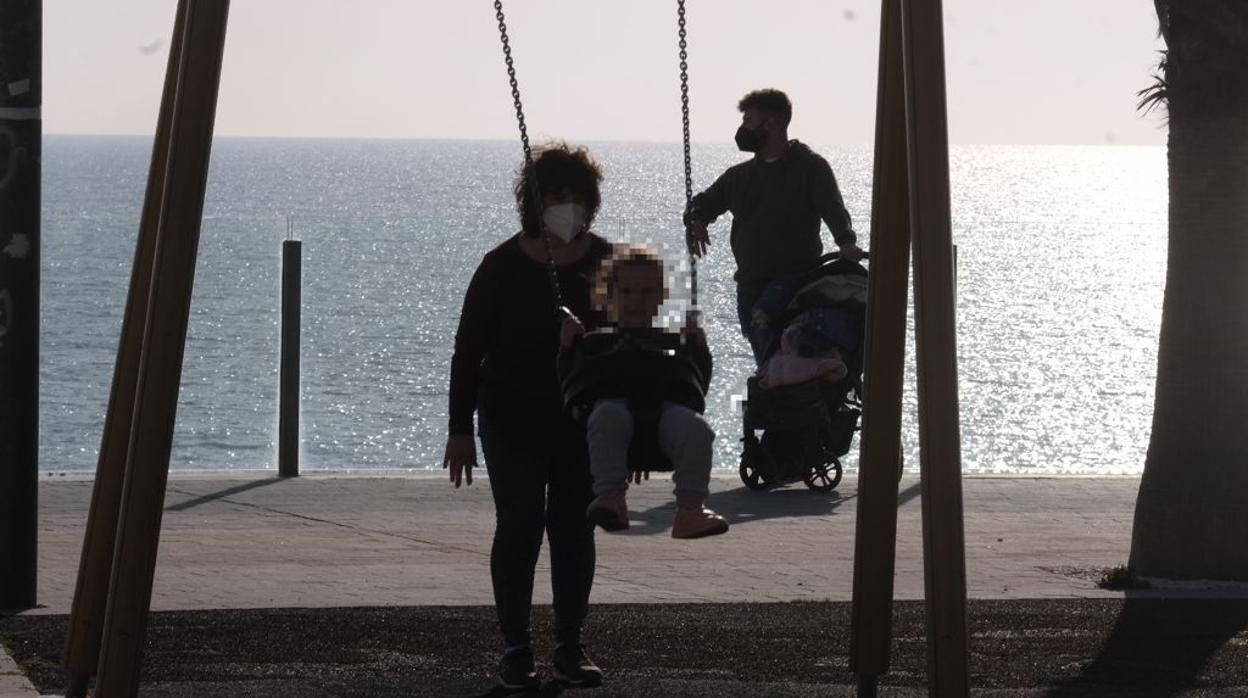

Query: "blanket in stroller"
<box><xmin>749</xmin><ymin>262</ymin><xmax>867</xmax><ymax>389</ymax></box>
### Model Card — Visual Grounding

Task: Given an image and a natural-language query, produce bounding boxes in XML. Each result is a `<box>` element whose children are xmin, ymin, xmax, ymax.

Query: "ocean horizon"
<box><xmin>39</xmin><ymin>135</ymin><xmax>1166</xmax><ymax>475</ymax></box>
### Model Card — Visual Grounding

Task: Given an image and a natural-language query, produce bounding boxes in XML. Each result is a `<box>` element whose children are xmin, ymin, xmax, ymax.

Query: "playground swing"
<box><xmin>491</xmin><ymin>0</ymin><xmax>706</xmax><ymax>473</ymax></box>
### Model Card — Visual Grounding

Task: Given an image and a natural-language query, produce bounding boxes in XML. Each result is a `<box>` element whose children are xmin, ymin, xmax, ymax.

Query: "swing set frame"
<box><xmin>61</xmin><ymin>2</ymin><xmax>968</xmax><ymax>696</ymax></box>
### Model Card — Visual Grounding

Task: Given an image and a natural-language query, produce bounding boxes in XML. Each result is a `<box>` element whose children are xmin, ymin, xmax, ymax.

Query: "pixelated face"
<box><xmin>612</xmin><ymin>264</ymin><xmax>666</xmax><ymax>329</ymax></box>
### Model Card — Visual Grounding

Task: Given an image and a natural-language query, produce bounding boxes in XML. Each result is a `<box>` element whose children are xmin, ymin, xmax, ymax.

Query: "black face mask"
<box><xmin>734</xmin><ymin>125</ymin><xmax>764</xmax><ymax>153</ymax></box>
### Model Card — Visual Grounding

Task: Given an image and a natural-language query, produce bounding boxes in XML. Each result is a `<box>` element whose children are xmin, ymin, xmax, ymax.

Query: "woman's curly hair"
<box><xmin>514</xmin><ymin>141</ymin><xmax>604</xmax><ymax>238</ymax></box>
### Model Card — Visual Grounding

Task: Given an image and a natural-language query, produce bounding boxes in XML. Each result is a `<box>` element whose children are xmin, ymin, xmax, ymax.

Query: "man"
<box><xmin>685</xmin><ymin>88</ymin><xmax>862</xmax><ymax>362</ymax></box>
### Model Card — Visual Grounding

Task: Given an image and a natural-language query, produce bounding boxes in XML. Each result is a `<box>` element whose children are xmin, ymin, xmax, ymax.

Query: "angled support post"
<box><xmin>900</xmin><ymin>0</ymin><xmax>970</xmax><ymax>694</ymax></box>
<box><xmin>63</xmin><ymin>3</ymin><xmax>189</xmax><ymax>693</ymax></box>
<box><xmin>852</xmin><ymin>0</ymin><xmax>968</xmax><ymax>695</ymax></box>
<box><xmin>90</xmin><ymin>1</ymin><xmax>231</xmax><ymax>695</ymax></box>
<box><xmin>849</xmin><ymin>0</ymin><xmax>911</xmax><ymax>692</ymax></box>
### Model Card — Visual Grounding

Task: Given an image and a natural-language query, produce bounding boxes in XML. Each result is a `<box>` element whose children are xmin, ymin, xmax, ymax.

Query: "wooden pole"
<box><xmin>0</xmin><ymin>0</ymin><xmax>40</xmax><ymax>612</ymax></box>
<box><xmin>94</xmin><ymin>1</ymin><xmax>231</xmax><ymax>694</ymax></box>
<box><xmin>62</xmin><ymin>4</ymin><xmax>189</xmax><ymax>692</ymax></box>
<box><xmin>849</xmin><ymin>0</ymin><xmax>911</xmax><ymax>692</ymax></box>
<box><xmin>278</xmin><ymin>234</ymin><xmax>301</xmax><ymax>477</ymax></box>
<box><xmin>900</xmin><ymin>0</ymin><xmax>970</xmax><ymax>694</ymax></box>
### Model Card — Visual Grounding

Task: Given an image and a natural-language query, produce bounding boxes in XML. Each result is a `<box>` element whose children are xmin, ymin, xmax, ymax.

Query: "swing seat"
<box><xmin>562</xmin><ymin>339</ymin><xmax>706</xmax><ymax>473</ymax></box>
<box><xmin>624</xmin><ymin>398</ymin><xmax>675</xmax><ymax>473</ymax></box>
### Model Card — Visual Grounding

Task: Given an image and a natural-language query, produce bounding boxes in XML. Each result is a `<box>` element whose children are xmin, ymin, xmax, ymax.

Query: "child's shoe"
<box><xmin>586</xmin><ymin>490</ymin><xmax>629</xmax><ymax>531</ymax></box>
<box><xmin>671</xmin><ymin>504</ymin><xmax>728</xmax><ymax>539</ymax></box>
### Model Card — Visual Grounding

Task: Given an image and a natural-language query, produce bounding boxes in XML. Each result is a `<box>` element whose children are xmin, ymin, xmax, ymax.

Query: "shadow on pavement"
<box><xmin>1042</xmin><ymin>597</ymin><xmax>1248</xmax><ymax>697</ymax></box>
<box><xmin>609</xmin><ymin>484</ymin><xmax>848</xmax><ymax>537</ymax></box>
<box><xmin>164</xmin><ymin>478</ymin><xmax>286</xmax><ymax>512</ymax></box>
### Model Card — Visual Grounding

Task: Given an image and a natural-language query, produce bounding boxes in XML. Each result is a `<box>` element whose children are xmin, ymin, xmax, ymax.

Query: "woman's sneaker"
<box><xmin>496</xmin><ymin>646</ymin><xmax>540</xmax><ymax>691</ymax></box>
<box><xmin>552</xmin><ymin>643</ymin><xmax>603</xmax><ymax>687</ymax></box>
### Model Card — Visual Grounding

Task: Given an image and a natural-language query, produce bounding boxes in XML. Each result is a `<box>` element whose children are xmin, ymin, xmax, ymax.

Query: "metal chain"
<box><xmin>677</xmin><ymin>0</ymin><xmax>698</xmax><ymax>308</ymax></box>
<box><xmin>494</xmin><ymin>0</ymin><xmax>565</xmax><ymax>310</ymax></box>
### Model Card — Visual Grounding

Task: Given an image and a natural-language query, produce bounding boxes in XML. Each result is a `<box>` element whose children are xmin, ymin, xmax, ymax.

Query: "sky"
<box><xmin>44</xmin><ymin>1</ymin><xmax>1167</xmax><ymax>146</ymax></box>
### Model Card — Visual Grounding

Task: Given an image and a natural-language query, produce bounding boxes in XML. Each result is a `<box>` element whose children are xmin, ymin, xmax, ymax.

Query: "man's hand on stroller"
<box><xmin>837</xmin><ymin>242</ymin><xmax>864</xmax><ymax>262</ymax></box>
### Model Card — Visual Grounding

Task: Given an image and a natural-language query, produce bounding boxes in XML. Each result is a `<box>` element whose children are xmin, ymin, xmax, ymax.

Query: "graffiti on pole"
<box><xmin>0</xmin><ymin>288</ymin><xmax>12</xmax><ymax>351</ymax></box>
<box><xmin>0</xmin><ymin>123</ymin><xmax>17</xmax><ymax>191</ymax></box>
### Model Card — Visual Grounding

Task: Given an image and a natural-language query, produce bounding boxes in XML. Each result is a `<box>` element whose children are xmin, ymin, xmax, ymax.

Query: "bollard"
<box><xmin>278</xmin><ymin>229</ymin><xmax>301</xmax><ymax>477</ymax></box>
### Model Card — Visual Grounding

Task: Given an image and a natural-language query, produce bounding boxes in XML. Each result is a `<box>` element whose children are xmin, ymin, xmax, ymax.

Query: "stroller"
<box><xmin>739</xmin><ymin>252</ymin><xmax>868</xmax><ymax>492</ymax></box>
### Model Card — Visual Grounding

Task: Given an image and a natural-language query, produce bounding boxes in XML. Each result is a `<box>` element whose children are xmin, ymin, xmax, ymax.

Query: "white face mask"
<box><xmin>543</xmin><ymin>203</ymin><xmax>587</xmax><ymax>243</ymax></box>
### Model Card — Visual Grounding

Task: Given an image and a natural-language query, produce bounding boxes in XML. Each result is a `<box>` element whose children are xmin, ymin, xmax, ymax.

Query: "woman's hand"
<box><xmin>560</xmin><ymin>314</ymin><xmax>586</xmax><ymax>347</ymax></box>
<box><xmin>443</xmin><ymin>435</ymin><xmax>476</xmax><ymax>487</ymax></box>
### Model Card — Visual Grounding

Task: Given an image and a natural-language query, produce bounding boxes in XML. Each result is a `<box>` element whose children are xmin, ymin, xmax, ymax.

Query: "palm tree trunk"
<box><xmin>1129</xmin><ymin>113</ymin><xmax>1248</xmax><ymax>580</ymax></box>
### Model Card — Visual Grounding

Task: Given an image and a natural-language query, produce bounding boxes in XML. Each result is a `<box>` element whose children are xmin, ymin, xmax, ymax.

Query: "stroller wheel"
<box><xmin>804</xmin><ymin>458</ymin><xmax>843</xmax><ymax>493</ymax></box>
<box><xmin>739</xmin><ymin>443</ymin><xmax>773</xmax><ymax>491</ymax></box>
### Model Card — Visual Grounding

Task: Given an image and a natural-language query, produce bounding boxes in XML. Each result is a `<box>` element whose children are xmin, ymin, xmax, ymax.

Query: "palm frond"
<box><xmin>1138</xmin><ymin>51</ymin><xmax>1169</xmax><ymax>117</ymax></box>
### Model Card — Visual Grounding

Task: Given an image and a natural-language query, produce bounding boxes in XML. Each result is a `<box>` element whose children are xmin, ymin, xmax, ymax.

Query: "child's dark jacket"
<box><xmin>557</xmin><ymin>327</ymin><xmax>713</xmax><ymax>415</ymax></box>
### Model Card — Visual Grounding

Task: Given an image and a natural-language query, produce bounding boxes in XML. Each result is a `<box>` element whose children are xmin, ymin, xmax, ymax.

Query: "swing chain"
<box><xmin>495</xmin><ymin>0</ymin><xmax>530</xmax><ymax>162</ymax></box>
<box><xmin>494</xmin><ymin>0</ymin><xmax>566</xmax><ymax>310</ymax></box>
<box><xmin>678</xmin><ymin>1</ymin><xmax>692</xmax><ymax>207</ymax></box>
<box><xmin>677</xmin><ymin>0</ymin><xmax>698</xmax><ymax>308</ymax></box>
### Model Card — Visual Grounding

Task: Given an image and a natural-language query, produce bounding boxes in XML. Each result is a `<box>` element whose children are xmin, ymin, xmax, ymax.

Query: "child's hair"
<box><xmin>592</xmin><ymin>244</ymin><xmax>667</xmax><ymax>314</ymax></box>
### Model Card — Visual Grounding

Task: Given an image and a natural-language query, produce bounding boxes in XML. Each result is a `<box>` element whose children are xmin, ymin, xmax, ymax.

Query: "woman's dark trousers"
<box><xmin>479</xmin><ymin>414</ymin><xmax>596</xmax><ymax>649</ymax></box>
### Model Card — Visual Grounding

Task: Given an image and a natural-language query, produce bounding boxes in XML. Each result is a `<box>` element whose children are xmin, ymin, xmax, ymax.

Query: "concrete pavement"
<box><xmin>22</xmin><ymin>473</ymin><xmax>1179</xmax><ymax>615</ymax></box>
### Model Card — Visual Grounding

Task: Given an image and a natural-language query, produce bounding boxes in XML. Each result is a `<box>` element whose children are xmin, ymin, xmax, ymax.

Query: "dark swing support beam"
<box><xmin>62</xmin><ymin>1</ymin><xmax>231</xmax><ymax>695</ymax></box>
<box><xmin>851</xmin><ymin>0</ymin><xmax>969</xmax><ymax>696</ymax></box>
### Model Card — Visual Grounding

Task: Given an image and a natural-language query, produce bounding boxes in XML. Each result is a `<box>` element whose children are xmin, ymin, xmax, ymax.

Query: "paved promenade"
<box><xmin>9</xmin><ymin>473</ymin><xmax>1248</xmax><ymax>697</ymax></box>
<box><xmin>24</xmin><ymin>473</ymin><xmax>1165</xmax><ymax>614</ymax></box>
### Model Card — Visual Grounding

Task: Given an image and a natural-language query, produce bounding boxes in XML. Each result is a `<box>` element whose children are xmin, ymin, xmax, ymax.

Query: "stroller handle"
<box><xmin>817</xmin><ymin>249</ymin><xmax>870</xmax><ymax>265</ymax></box>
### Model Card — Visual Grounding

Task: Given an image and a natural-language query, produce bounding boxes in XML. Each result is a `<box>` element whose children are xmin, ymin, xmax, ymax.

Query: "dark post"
<box><xmin>278</xmin><ymin>231</ymin><xmax>301</xmax><ymax>477</ymax></box>
<box><xmin>93</xmin><ymin>0</ymin><xmax>231</xmax><ymax>694</ymax></box>
<box><xmin>900</xmin><ymin>0</ymin><xmax>970</xmax><ymax>694</ymax></box>
<box><xmin>0</xmin><ymin>0</ymin><xmax>41</xmax><ymax>612</ymax></box>
<box><xmin>849</xmin><ymin>0</ymin><xmax>911</xmax><ymax>692</ymax></box>
<box><xmin>63</xmin><ymin>4</ymin><xmax>188</xmax><ymax>692</ymax></box>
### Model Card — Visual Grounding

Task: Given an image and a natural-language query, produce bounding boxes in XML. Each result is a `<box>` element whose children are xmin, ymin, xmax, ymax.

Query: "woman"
<box><xmin>444</xmin><ymin>142</ymin><xmax>612</xmax><ymax>691</ymax></box>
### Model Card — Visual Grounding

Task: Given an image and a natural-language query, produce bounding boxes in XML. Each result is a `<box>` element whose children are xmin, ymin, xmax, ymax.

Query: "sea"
<box><xmin>38</xmin><ymin>136</ymin><xmax>1166</xmax><ymax>475</ymax></box>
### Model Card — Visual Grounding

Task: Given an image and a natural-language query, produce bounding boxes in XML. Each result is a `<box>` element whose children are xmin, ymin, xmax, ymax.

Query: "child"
<box><xmin>558</xmin><ymin>245</ymin><xmax>728</xmax><ymax>539</ymax></box>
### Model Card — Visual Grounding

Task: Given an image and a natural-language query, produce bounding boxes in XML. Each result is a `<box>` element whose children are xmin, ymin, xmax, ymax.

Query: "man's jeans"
<box><xmin>736</xmin><ymin>284</ymin><xmax>764</xmax><ymax>365</ymax></box>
